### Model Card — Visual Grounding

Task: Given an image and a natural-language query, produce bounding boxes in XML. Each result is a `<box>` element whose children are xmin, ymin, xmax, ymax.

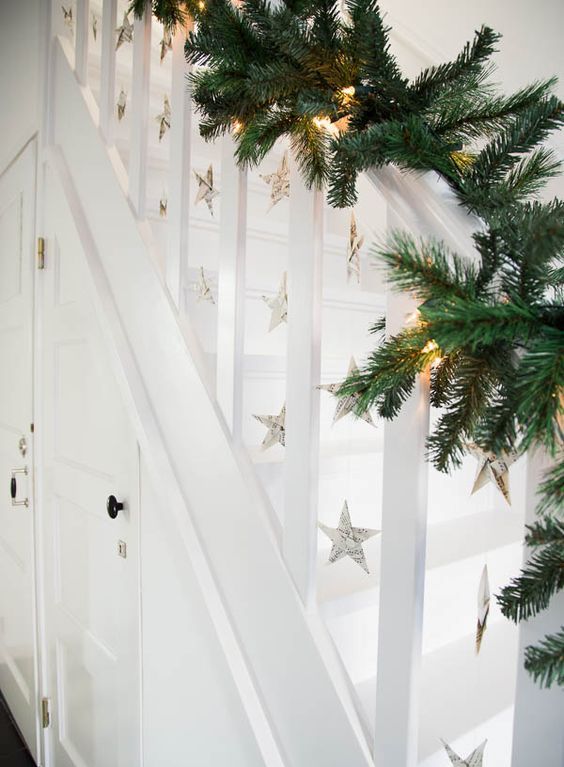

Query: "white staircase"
<box><xmin>34</xmin><ymin>2</ymin><xmax>562</xmax><ymax>766</ymax></box>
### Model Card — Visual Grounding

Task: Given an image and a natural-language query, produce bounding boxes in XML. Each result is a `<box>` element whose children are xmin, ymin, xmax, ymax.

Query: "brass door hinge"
<box><xmin>37</xmin><ymin>237</ymin><xmax>45</xmax><ymax>270</ymax></box>
<box><xmin>41</xmin><ymin>697</ymin><xmax>50</xmax><ymax>729</ymax></box>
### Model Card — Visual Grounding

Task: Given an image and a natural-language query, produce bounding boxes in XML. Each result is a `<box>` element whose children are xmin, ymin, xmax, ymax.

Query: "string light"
<box><xmin>197</xmin><ymin>0</ymin><xmax>205</xmax><ymax>10</ymax></box>
<box><xmin>422</xmin><ymin>339</ymin><xmax>439</xmax><ymax>354</ymax></box>
<box><xmin>339</xmin><ymin>85</ymin><xmax>356</xmax><ymax>100</ymax></box>
<box><xmin>232</xmin><ymin>119</ymin><xmax>244</xmax><ymax>135</ymax></box>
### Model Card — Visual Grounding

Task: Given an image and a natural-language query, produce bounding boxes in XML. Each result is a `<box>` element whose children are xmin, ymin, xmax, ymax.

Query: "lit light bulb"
<box><xmin>197</xmin><ymin>0</ymin><xmax>205</xmax><ymax>9</ymax></box>
<box><xmin>422</xmin><ymin>339</ymin><xmax>439</xmax><ymax>354</ymax></box>
<box><xmin>340</xmin><ymin>85</ymin><xmax>355</xmax><ymax>99</ymax></box>
<box><xmin>232</xmin><ymin>119</ymin><xmax>243</xmax><ymax>135</ymax></box>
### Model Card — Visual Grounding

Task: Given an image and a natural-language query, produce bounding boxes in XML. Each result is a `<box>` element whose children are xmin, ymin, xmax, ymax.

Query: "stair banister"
<box><xmin>167</xmin><ymin>23</ymin><xmax>194</xmax><ymax>309</ymax></box>
<box><xmin>216</xmin><ymin>136</ymin><xmax>248</xmax><ymax>441</ymax></box>
<box><xmin>99</xmin><ymin>0</ymin><xmax>117</xmax><ymax>142</ymax></box>
<box><xmin>129</xmin><ymin>0</ymin><xmax>152</xmax><ymax>217</ymax></box>
<box><xmin>283</xmin><ymin>154</ymin><xmax>324</xmax><ymax>605</ymax></box>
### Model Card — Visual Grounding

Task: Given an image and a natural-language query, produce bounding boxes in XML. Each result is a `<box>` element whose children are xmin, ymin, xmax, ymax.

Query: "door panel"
<box><xmin>42</xmin><ymin>165</ymin><xmax>140</xmax><ymax>767</ymax></box>
<box><xmin>0</xmin><ymin>141</ymin><xmax>38</xmax><ymax>759</ymax></box>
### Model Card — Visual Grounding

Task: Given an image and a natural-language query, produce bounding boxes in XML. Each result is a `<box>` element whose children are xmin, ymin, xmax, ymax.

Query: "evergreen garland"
<box><xmin>130</xmin><ymin>0</ymin><xmax>564</xmax><ymax>688</ymax></box>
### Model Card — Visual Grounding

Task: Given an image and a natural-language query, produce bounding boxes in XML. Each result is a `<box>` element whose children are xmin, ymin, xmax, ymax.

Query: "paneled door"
<box><xmin>41</xmin><ymin>164</ymin><xmax>141</xmax><ymax>767</ymax></box>
<box><xmin>0</xmin><ymin>142</ymin><xmax>39</xmax><ymax>759</ymax></box>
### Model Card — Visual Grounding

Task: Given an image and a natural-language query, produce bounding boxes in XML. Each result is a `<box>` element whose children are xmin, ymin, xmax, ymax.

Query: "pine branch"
<box><xmin>524</xmin><ymin>627</ymin><xmax>564</xmax><ymax>688</ymax></box>
<box><xmin>497</xmin><ymin>517</ymin><xmax>564</xmax><ymax>622</ymax></box>
<box><xmin>537</xmin><ymin>460</ymin><xmax>564</xmax><ymax>517</ymax></box>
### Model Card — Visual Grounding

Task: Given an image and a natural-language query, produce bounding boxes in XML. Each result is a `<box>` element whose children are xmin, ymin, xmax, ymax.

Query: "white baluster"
<box><xmin>99</xmin><ymin>0</ymin><xmax>117</xmax><ymax>141</ymax></box>
<box><xmin>283</xmin><ymin>153</ymin><xmax>324</xmax><ymax>606</ymax></box>
<box><xmin>129</xmin><ymin>2</ymin><xmax>151</xmax><ymax>217</ymax></box>
<box><xmin>75</xmin><ymin>0</ymin><xmax>90</xmax><ymax>84</ymax></box>
<box><xmin>166</xmin><ymin>23</ymin><xmax>193</xmax><ymax>309</ymax></box>
<box><xmin>373</xmin><ymin>204</ymin><xmax>430</xmax><ymax>767</ymax></box>
<box><xmin>511</xmin><ymin>450</ymin><xmax>564</xmax><ymax>767</ymax></box>
<box><xmin>216</xmin><ymin>137</ymin><xmax>247</xmax><ymax>440</ymax></box>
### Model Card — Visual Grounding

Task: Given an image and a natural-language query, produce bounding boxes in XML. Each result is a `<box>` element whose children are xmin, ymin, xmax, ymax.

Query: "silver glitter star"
<box><xmin>468</xmin><ymin>443</ymin><xmax>518</xmax><ymax>505</ymax></box>
<box><xmin>347</xmin><ymin>211</ymin><xmax>364</xmax><ymax>283</ymax></box>
<box><xmin>116</xmin><ymin>12</ymin><xmax>133</xmax><ymax>51</ymax></box>
<box><xmin>156</xmin><ymin>94</ymin><xmax>171</xmax><ymax>141</ymax></box>
<box><xmin>320</xmin><ymin>357</ymin><xmax>376</xmax><ymax>427</ymax></box>
<box><xmin>442</xmin><ymin>740</ymin><xmax>487</xmax><ymax>767</ymax></box>
<box><xmin>262</xmin><ymin>272</ymin><xmax>288</xmax><ymax>332</ymax></box>
<box><xmin>116</xmin><ymin>88</ymin><xmax>127</xmax><ymax>121</ymax></box>
<box><xmin>319</xmin><ymin>501</ymin><xmax>379</xmax><ymax>574</ymax></box>
<box><xmin>261</xmin><ymin>152</ymin><xmax>290</xmax><ymax>211</ymax></box>
<box><xmin>193</xmin><ymin>164</ymin><xmax>220</xmax><ymax>216</ymax></box>
<box><xmin>253</xmin><ymin>404</ymin><xmax>286</xmax><ymax>450</ymax></box>
<box><xmin>476</xmin><ymin>564</ymin><xmax>490</xmax><ymax>654</ymax></box>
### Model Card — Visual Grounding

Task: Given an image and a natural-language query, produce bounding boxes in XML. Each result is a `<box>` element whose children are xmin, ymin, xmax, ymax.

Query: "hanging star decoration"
<box><xmin>442</xmin><ymin>739</ymin><xmax>487</xmax><ymax>767</ymax></box>
<box><xmin>260</xmin><ymin>152</ymin><xmax>290</xmax><ymax>211</ymax></box>
<box><xmin>468</xmin><ymin>443</ymin><xmax>518</xmax><ymax>505</ymax></box>
<box><xmin>347</xmin><ymin>211</ymin><xmax>364</xmax><ymax>283</ymax></box>
<box><xmin>156</xmin><ymin>94</ymin><xmax>171</xmax><ymax>141</ymax></box>
<box><xmin>253</xmin><ymin>404</ymin><xmax>286</xmax><ymax>450</ymax></box>
<box><xmin>160</xmin><ymin>28</ymin><xmax>173</xmax><ymax>62</ymax></box>
<box><xmin>159</xmin><ymin>195</ymin><xmax>168</xmax><ymax>217</ymax></box>
<box><xmin>196</xmin><ymin>266</ymin><xmax>215</xmax><ymax>304</ymax></box>
<box><xmin>193</xmin><ymin>165</ymin><xmax>220</xmax><ymax>216</ymax></box>
<box><xmin>91</xmin><ymin>12</ymin><xmax>98</xmax><ymax>41</ymax></box>
<box><xmin>319</xmin><ymin>501</ymin><xmax>380</xmax><ymax>574</ymax></box>
<box><xmin>261</xmin><ymin>272</ymin><xmax>288</xmax><ymax>332</ymax></box>
<box><xmin>115</xmin><ymin>12</ymin><xmax>133</xmax><ymax>51</ymax></box>
<box><xmin>62</xmin><ymin>5</ymin><xmax>73</xmax><ymax>31</ymax></box>
<box><xmin>320</xmin><ymin>357</ymin><xmax>376</xmax><ymax>427</ymax></box>
<box><xmin>116</xmin><ymin>88</ymin><xmax>127</xmax><ymax>121</ymax></box>
<box><xmin>476</xmin><ymin>564</ymin><xmax>490</xmax><ymax>654</ymax></box>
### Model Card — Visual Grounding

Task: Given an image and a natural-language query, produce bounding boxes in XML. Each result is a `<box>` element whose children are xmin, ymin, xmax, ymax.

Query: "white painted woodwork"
<box><xmin>373</xmin><ymin>206</ymin><xmax>430</xmax><ymax>767</ymax></box>
<box><xmin>75</xmin><ymin>0</ymin><xmax>90</xmax><ymax>85</ymax></box>
<box><xmin>283</xmin><ymin>154</ymin><xmax>324</xmax><ymax>605</ymax></box>
<box><xmin>140</xmin><ymin>457</ymin><xmax>269</xmax><ymax>767</ymax></box>
<box><xmin>41</xmin><ymin>162</ymin><xmax>141</xmax><ymax>767</ymax></box>
<box><xmin>216</xmin><ymin>136</ymin><xmax>247</xmax><ymax>439</ymax></box>
<box><xmin>166</xmin><ymin>25</ymin><xmax>193</xmax><ymax>308</ymax></box>
<box><xmin>128</xmin><ymin>2</ymin><xmax>151</xmax><ymax>216</ymax></box>
<box><xmin>511</xmin><ymin>450</ymin><xmax>564</xmax><ymax>767</ymax></box>
<box><xmin>49</xmin><ymin>38</ymin><xmax>373</xmax><ymax>767</ymax></box>
<box><xmin>99</xmin><ymin>0</ymin><xmax>117</xmax><ymax>142</ymax></box>
<box><xmin>0</xmin><ymin>141</ymin><xmax>39</xmax><ymax>761</ymax></box>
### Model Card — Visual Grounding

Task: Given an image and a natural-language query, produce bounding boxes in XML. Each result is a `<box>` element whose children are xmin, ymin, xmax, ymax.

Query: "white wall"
<box><xmin>0</xmin><ymin>0</ymin><xmax>42</xmax><ymax>173</ymax></box>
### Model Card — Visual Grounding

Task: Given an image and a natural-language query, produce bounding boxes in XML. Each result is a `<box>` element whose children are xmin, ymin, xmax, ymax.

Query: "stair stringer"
<box><xmin>48</xmin><ymin>37</ymin><xmax>374</xmax><ymax>767</ymax></box>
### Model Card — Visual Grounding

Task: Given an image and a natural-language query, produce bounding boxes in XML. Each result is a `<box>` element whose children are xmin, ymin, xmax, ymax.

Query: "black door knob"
<box><xmin>106</xmin><ymin>495</ymin><xmax>124</xmax><ymax>519</ymax></box>
<box><xmin>10</xmin><ymin>477</ymin><xmax>16</xmax><ymax>500</ymax></box>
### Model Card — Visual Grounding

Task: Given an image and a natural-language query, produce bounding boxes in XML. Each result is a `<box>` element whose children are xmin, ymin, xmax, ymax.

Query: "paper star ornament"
<box><xmin>319</xmin><ymin>501</ymin><xmax>379</xmax><ymax>574</ymax></box>
<box><xmin>320</xmin><ymin>357</ymin><xmax>376</xmax><ymax>427</ymax></box>
<box><xmin>194</xmin><ymin>165</ymin><xmax>220</xmax><ymax>216</ymax></box>
<box><xmin>62</xmin><ymin>5</ymin><xmax>73</xmax><ymax>31</ymax></box>
<box><xmin>442</xmin><ymin>739</ymin><xmax>487</xmax><ymax>767</ymax></box>
<box><xmin>253</xmin><ymin>405</ymin><xmax>286</xmax><ymax>450</ymax></box>
<box><xmin>261</xmin><ymin>152</ymin><xmax>290</xmax><ymax>211</ymax></box>
<box><xmin>468</xmin><ymin>443</ymin><xmax>518</xmax><ymax>505</ymax></box>
<box><xmin>117</xmin><ymin>88</ymin><xmax>127</xmax><ymax>121</ymax></box>
<box><xmin>262</xmin><ymin>272</ymin><xmax>288</xmax><ymax>331</ymax></box>
<box><xmin>156</xmin><ymin>94</ymin><xmax>171</xmax><ymax>141</ymax></box>
<box><xmin>160</xmin><ymin>28</ymin><xmax>173</xmax><ymax>62</ymax></box>
<box><xmin>116</xmin><ymin>12</ymin><xmax>133</xmax><ymax>51</ymax></box>
<box><xmin>347</xmin><ymin>211</ymin><xmax>364</xmax><ymax>283</ymax></box>
<box><xmin>196</xmin><ymin>266</ymin><xmax>215</xmax><ymax>304</ymax></box>
<box><xmin>476</xmin><ymin>564</ymin><xmax>490</xmax><ymax>653</ymax></box>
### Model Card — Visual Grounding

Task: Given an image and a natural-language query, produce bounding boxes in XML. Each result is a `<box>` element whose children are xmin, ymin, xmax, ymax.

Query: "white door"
<box><xmin>41</xmin><ymin>164</ymin><xmax>141</xmax><ymax>767</ymax></box>
<box><xmin>0</xmin><ymin>141</ymin><xmax>39</xmax><ymax>759</ymax></box>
